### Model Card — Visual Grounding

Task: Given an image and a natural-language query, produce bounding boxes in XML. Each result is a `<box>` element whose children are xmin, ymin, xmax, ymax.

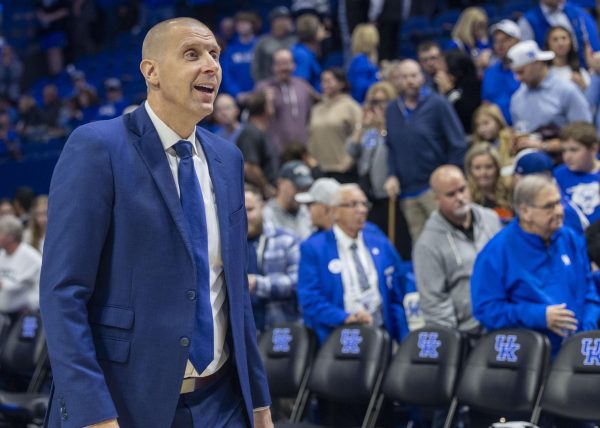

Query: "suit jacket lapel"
<box><xmin>325</xmin><ymin>231</ymin><xmax>344</xmax><ymax>296</ymax></box>
<box><xmin>126</xmin><ymin>106</ymin><xmax>195</xmax><ymax>263</ymax></box>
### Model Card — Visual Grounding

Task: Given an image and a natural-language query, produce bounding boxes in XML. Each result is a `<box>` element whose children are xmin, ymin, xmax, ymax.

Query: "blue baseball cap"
<box><xmin>514</xmin><ymin>150</ymin><xmax>554</xmax><ymax>175</ymax></box>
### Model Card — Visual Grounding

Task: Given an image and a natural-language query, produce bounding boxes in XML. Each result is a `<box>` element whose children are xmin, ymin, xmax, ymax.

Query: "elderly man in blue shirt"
<box><xmin>508</xmin><ymin>40</ymin><xmax>592</xmax><ymax>135</ymax></box>
<box><xmin>471</xmin><ymin>174</ymin><xmax>600</xmax><ymax>355</ymax></box>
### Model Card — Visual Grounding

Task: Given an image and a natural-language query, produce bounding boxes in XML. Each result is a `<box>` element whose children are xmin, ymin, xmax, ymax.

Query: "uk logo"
<box><xmin>21</xmin><ymin>316</ymin><xmax>38</xmax><ymax>339</ymax></box>
<box><xmin>495</xmin><ymin>334</ymin><xmax>520</xmax><ymax>362</ymax></box>
<box><xmin>340</xmin><ymin>329</ymin><xmax>363</xmax><ymax>354</ymax></box>
<box><xmin>417</xmin><ymin>332</ymin><xmax>442</xmax><ymax>358</ymax></box>
<box><xmin>407</xmin><ymin>299</ymin><xmax>421</xmax><ymax>318</ymax></box>
<box><xmin>272</xmin><ymin>328</ymin><xmax>293</xmax><ymax>353</ymax></box>
<box><xmin>581</xmin><ymin>338</ymin><xmax>600</xmax><ymax>366</ymax></box>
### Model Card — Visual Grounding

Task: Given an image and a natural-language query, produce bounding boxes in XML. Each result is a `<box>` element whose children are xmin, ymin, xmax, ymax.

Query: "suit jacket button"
<box><xmin>186</xmin><ymin>290</ymin><xmax>196</xmax><ymax>300</ymax></box>
<box><xmin>180</xmin><ymin>337</ymin><xmax>190</xmax><ymax>347</ymax></box>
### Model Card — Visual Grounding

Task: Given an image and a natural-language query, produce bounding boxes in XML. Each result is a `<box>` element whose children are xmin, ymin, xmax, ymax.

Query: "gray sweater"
<box><xmin>412</xmin><ymin>204</ymin><xmax>502</xmax><ymax>332</ymax></box>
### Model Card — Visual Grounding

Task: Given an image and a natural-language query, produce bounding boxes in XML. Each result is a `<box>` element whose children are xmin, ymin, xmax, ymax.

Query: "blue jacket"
<box><xmin>348</xmin><ymin>53</ymin><xmax>379</xmax><ymax>103</ymax></box>
<box><xmin>481</xmin><ymin>61</ymin><xmax>520</xmax><ymax>125</ymax></box>
<box><xmin>523</xmin><ymin>2</ymin><xmax>600</xmax><ymax>68</ymax></box>
<box><xmin>220</xmin><ymin>37</ymin><xmax>256</xmax><ymax>98</ymax></box>
<box><xmin>471</xmin><ymin>219</ymin><xmax>600</xmax><ymax>354</ymax></box>
<box><xmin>292</xmin><ymin>42</ymin><xmax>322</xmax><ymax>92</ymax></box>
<box><xmin>297</xmin><ymin>225</ymin><xmax>409</xmax><ymax>344</ymax></box>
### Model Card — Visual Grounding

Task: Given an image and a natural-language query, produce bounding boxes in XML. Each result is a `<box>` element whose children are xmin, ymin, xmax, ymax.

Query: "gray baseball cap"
<box><xmin>279</xmin><ymin>160</ymin><xmax>314</xmax><ymax>190</ymax></box>
<box><xmin>295</xmin><ymin>178</ymin><xmax>340</xmax><ymax>205</ymax></box>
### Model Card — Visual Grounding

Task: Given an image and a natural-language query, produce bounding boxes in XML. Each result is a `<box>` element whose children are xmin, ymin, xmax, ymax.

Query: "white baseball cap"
<box><xmin>490</xmin><ymin>19</ymin><xmax>521</xmax><ymax>40</ymax></box>
<box><xmin>295</xmin><ymin>178</ymin><xmax>340</xmax><ymax>205</ymax></box>
<box><xmin>507</xmin><ymin>40</ymin><xmax>555</xmax><ymax>69</ymax></box>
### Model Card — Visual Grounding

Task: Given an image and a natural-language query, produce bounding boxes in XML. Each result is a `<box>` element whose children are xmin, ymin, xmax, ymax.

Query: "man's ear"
<box><xmin>518</xmin><ymin>203</ymin><xmax>531</xmax><ymax>222</ymax></box>
<box><xmin>140</xmin><ymin>59</ymin><xmax>159</xmax><ymax>87</ymax></box>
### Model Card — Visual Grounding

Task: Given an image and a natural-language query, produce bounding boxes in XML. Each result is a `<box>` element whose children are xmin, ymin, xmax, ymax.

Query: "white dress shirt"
<box><xmin>332</xmin><ymin>225</ymin><xmax>382</xmax><ymax>320</ymax></box>
<box><xmin>145</xmin><ymin>102</ymin><xmax>228</xmax><ymax>377</ymax></box>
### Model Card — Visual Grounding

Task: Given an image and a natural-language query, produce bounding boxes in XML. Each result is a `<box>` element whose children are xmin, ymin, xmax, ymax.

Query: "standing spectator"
<box><xmin>236</xmin><ymin>91</ymin><xmax>279</xmax><ymax>198</ymax></box>
<box><xmin>448</xmin><ymin>7</ymin><xmax>492</xmax><ymax>74</ymax></box>
<box><xmin>131</xmin><ymin>0</ymin><xmax>176</xmax><ymax>35</ymax></box>
<box><xmin>373</xmin><ymin>0</ymin><xmax>404</xmax><ymax>62</ymax></box>
<box><xmin>291</xmin><ymin>13</ymin><xmax>326</xmax><ymax>91</ymax></box>
<box><xmin>471</xmin><ymin>104</ymin><xmax>514</xmax><ymax>164</ymax></box>
<box><xmin>554</xmin><ymin>122</ymin><xmax>600</xmax><ymax>224</ymax></box>
<box><xmin>12</xmin><ymin>187</ymin><xmax>35</xmax><ymax>226</ymax></box>
<box><xmin>471</xmin><ymin>174</ymin><xmax>600</xmax><ymax>355</ymax></box>
<box><xmin>221</xmin><ymin>11</ymin><xmax>259</xmax><ymax>101</ymax></box>
<box><xmin>435</xmin><ymin>50</ymin><xmax>481</xmax><ymax>134</ymax></box>
<box><xmin>518</xmin><ymin>0</ymin><xmax>600</xmax><ymax>69</ymax></box>
<box><xmin>252</xmin><ymin>7</ymin><xmax>297</xmax><ymax>82</ymax></box>
<box><xmin>347</xmin><ymin>23</ymin><xmax>379</xmax><ymax>103</ymax></box>
<box><xmin>295</xmin><ymin>177</ymin><xmax>340</xmax><ymax>232</ymax></box>
<box><xmin>465</xmin><ymin>143</ymin><xmax>513</xmax><ymax>222</ymax></box>
<box><xmin>0</xmin><ymin>45</ymin><xmax>23</xmax><ymax>103</ymax></box>
<box><xmin>35</xmin><ymin>0</ymin><xmax>70</xmax><ymax>75</ymax></box>
<box><xmin>245</xmin><ymin>186</ymin><xmax>301</xmax><ymax>333</ymax></box>
<box><xmin>71</xmin><ymin>0</ymin><xmax>97</xmax><ymax>57</ymax></box>
<box><xmin>96</xmin><ymin>78</ymin><xmax>129</xmax><ymax>121</ymax></box>
<box><xmin>414</xmin><ymin>165</ymin><xmax>501</xmax><ymax>335</ymax></box>
<box><xmin>264</xmin><ymin>160</ymin><xmax>314</xmax><ymax>239</ymax></box>
<box><xmin>508</xmin><ymin>40</ymin><xmax>592</xmax><ymax>135</ymax></box>
<box><xmin>0</xmin><ymin>215</ymin><xmax>42</xmax><ymax>318</ymax></box>
<box><xmin>213</xmin><ymin>94</ymin><xmax>242</xmax><ymax>145</ymax></box>
<box><xmin>546</xmin><ymin>25</ymin><xmax>591</xmax><ymax>91</ymax></box>
<box><xmin>255</xmin><ymin>49</ymin><xmax>319</xmax><ymax>154</ymax></box>
<box><xmin>308</xmin><ymin>68</ymin><xmax>362</xmax><ymax>183</ymax></box>
<box><xmin>23</xmin><ymin>195</ymin><xmax>48</xmax><ymax>254</ymax></box>
<box><xmin>482</xmin><ymin>19</ymin><xmax>521</xmax><ymax>125</ymax></box>
<box><xmin>417</xmin><ymin>41</ymin><xmax>444</xmax><ymax>90</ymax></box>
<box><xmin>384</xmin><ymin>60</ymin><xmax>467</xmax><ymax>242</ymax></box>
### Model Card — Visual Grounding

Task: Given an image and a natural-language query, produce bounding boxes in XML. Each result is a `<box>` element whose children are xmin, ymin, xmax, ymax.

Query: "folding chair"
<box><xmin>445</xmin><ymin>329</ymin><xmax>550</xmax><ymax>428</ymax></box>
<box><xmin>258</xmin><ymin>323</ymin><xmax>317</xmax><ymax>422</ymax></box>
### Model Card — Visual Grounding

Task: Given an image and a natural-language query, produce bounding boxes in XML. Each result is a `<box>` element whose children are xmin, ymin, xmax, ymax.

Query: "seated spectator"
<box><xmin>448</xmin><ymin>7</ymin><xmax>492</xmax><ymax>74</ymax></box>
<box><xmin>308</xmin><ymin>68</ymin><xmax>361</xmax><ymax>183</ymax></box>
<box><xmin>0</xmin><ymin>112</ymin><xmax>21</xmax><ymax>160</ymax></box>
<box><xmin>213</xmin><ymin>94</ymin><xmax>243</xmax><ymax>145</ymax></box>
<box><xmin>23</xmin><ymin>195</ymin><xmax>47</xmax><ymax>254</ymax></box>
<box><xmin>482</xmin><ymin>20</ymin><xmax>521</xmax><ymax>125</ymax></box>
<box><xmin>245</xmin><ymin>186</ymin><xmax>301</xmax><ymax>333</ymax></box>
<box><xmin>0</xmin><ymin>215</ymin><xmax>42</xmax><ymax>320</ymax></box>
<box><xmin>472</xmin><ymin>104</ymin><xmax>515</xmax><ymax>164</ymax></box>
<box><xmin>508</xmin><ymin>40</ymin><xmax>592</xmax><ymax>135</ymax></box>
<box><xmin>0</xmin><ymin>199</ymin><xmax>15</xmax><ymax>218</ymax></box>
<box><xmin>297</xmin><ymin>183</ymin><xmax>409</xmax><ymax>344</ymax></box>
<box><xmin>15</xmin><ymin>95</ymin><xmax>43</xmax><ymax>142</ymax></box>
<box><xmin>417</xmin><ymin>41</ymin><xmax>444</xmax><ymax>91</ymax></box>
<box><xmin>264</xmin><ymin>160</ymin><xmax>314</xmax><ymax>239</ymax></box>
<box><xmin>518</xmin><ymin>0</ymin><xmax>600</xmax><ymax>69</ymax></box>
<box><xmin>255</xmin><ymin>49</ymin><xmax>319</xmax><ymax>154</ymax></box>
<box><xmin>554</xmin><ymin>122</ymin><xmax>600</xmax><ymax>224</ymax></box>
<box><xmin>0</xmin><ymin>44</ymin><xmax>23</xmax><ymax>103</ymax></box>
<box><xmin>465</xmin><ymin>143</ymin><xmax>513</xmax><ymax>221</ymax></box>
<box><xmin>59</xmin><ymin>87</ymin><xmax>99</xmax><ymax>131</ymax></box>
<box><xmin>435</xmin><ymin>50</ymin><xmax>481</xmax><ymax>134</ymax></box>
<box><xmin>96</xmin><ymin>78</ymin><xmax>129</xmax><ymax>121</ymax></box>
<box><xmin>545</xmin><ymin>25</ymin><xmax>590</xmax><ymax>91</ymax></box>
<box><xmin>236</xmin><ymin>91</ymin><xmax>278</xmax><ymax>198</ymax></box>
<box><xmin>471</xmin><ymin>174</ymin><xmax>600</xmax><ymax>355</ymax></box>
<box><xmin>295</xmin><ymin>177</ymin><xmax>340</xmax><ymax>232</ymax></box>
<box><xmin>347</xmin><ymin>23</ymin><xmax>380</xmax><ymax>103</ymax></box>
<box><xmin>39</xmin><ymin>84</ymin><xmax>65</xmax><ymax>136</ymax></box>
<box><xmin>414</xmin><ymin>165</ymin><xmax>501</xmax><ymax>337</ymax></box>
<box><xmin>292</xmin><ymin>13</ymin><xmax>326</xmax><ymax>91</ymax></box>
<box><xmin>220</xmin><ymin>11</ymin><xmax>259</xmax><ymax>101</ymax></box>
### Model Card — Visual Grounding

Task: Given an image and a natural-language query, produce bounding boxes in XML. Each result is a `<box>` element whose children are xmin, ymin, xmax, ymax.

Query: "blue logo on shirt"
<box><xmin>495</xmin><ymin>334</ymin><xmax>520</xmax><ymax>362</ymax></box>
<box><xmin>340</xmin><ymin>329</ymin><xmax>363</xmax><ymax>354</ymax></box>
<box><xmin>272</xmin><ymin>328</ymin><xmax>293</xmax><ymax>353</ymax></box>
<box><xmin>417</xmin><ymin>332</ymin><xmax>442</xmax><ymax>358</ymax></box>
<box><xmin>581</xmin><ymin>338</ymin><xmax>600</xmax><ymax>366</ymax></box>
<box><xmin>21</xmin><ymin>316</ymin><xmax>38</xmax><ymax>339</ymax></box>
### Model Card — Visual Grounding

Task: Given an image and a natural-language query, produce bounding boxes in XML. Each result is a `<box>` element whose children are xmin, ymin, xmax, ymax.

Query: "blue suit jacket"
<box><xmin>297</xmin><ymin>226</ymin><xmax>409</xmax><ymax>344</ymax></box>
<box><xmin>40</xmin><ymin>105</ymin><xmax>270</xmax><ymax>427</ymax></box>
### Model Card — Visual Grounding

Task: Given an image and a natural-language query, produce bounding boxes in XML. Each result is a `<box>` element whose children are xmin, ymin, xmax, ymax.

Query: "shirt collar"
<box><xmin>333</xmin><ymin>224</ymin><xmax>363</xmax><ymax>249</ymax></box>
<box><xmin>144</xmin><ymin>102</ymin><xmax>197</xmax><ymax>154</ymax></box>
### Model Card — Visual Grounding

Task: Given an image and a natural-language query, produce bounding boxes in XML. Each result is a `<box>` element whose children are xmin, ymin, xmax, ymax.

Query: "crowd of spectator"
<box><xmin>2</xmin><ymin>0</ymin><xmax>600</xmax><ymax>426</ymax></box>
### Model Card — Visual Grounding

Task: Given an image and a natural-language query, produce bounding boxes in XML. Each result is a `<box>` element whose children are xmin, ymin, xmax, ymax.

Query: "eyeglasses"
<box><xmin>367</xmin><ymin>99</ymin><xmax>388</xmax><ymax>107</ymax></box>
<box><xmin>528</xmin><ymin>199</ymin><xmax>562</xmax><ymax>211</ymax></box>
<box><xmin>337</xmin><ymin>200</ymin><xmax>373</xmax><ymax>210</ymax></box>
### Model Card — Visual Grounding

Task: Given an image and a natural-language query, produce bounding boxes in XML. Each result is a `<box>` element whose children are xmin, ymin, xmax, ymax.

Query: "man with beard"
<box><xmin>413</xmin><ymin>166</ymin><xmax>501</xmax><ymax>339</ymax></box>
<box><xmin>471</xmin><ymin>174</ymin><xmax>600</xmax><ymax>356</ymax></box>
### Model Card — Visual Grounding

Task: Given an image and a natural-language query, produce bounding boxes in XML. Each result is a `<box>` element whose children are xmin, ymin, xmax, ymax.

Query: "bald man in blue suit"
<box><xmin>40</xmin><ymin>18</ymin><xmax>272</xmax><ymax>428</ymax></box>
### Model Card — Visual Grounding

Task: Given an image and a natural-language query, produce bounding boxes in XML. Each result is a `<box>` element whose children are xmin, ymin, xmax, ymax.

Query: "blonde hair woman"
<box><xmin>348</xmin><ymin>23</ymin><xmax>380</xmax><ymax>103</ymax></box>
<box><xmin>449</xmin><ymin>7</ymin><xmax>491</xmax><ymax>73</ymax></box>
<box><xmin>23</xmin><ymin>195</ymin><xmax>48</xmax><ymax>253</ymax></box>
<box><xmin>472</xmin><ymin>103</ymin><xmax>514</xmax><ymax>164</ymax></box>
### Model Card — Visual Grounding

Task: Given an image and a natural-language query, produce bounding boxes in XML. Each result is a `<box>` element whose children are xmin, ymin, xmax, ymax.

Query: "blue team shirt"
<box><xmin>481</xmin><ymin>61</ymin><xmax>520</xmax><ymax>125</ymax></box>
<box><xmin>554</xmin><ymin>165</ymin><xmax>600</xmax><ymax>224</ymax></box>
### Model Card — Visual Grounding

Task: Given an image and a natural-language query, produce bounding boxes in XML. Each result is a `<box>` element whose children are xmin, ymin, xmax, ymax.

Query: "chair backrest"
<box><xmin>382</xmin><ymin>326</ymin><xmax>463</xmax><ymax>407</ymax></box>
<box><xmin>456</xmin><ymin>329</ymin><xmax>550</xmax><ymax>418</ymax></box>
<box><xmin>540</xmin><ymin>330</ymin><xmax>600</xmax><ymax>421</ymax></box>
<box><xmin>258</xmin><ymin>323</ymin><xmax>316</xmax><ymax>399</ymax></box>
<box><xmin>0</xmin><ymin>312</ymin><xmax>46</xmax><ymax>379</ymax></box>
<box><xmin>308</xmin><ymin>325</ymin><xmax>389</xmax><ymax>404</ymax></box>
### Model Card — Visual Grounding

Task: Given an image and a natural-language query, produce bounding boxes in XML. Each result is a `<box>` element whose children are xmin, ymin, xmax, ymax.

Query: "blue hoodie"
<box><xmin>220</xmin><ymin>36</ymin><xmax>256</xmax><ymax>98</ymax></box>
<box><xmin>471</xmin><ymin>219</ymin><xmax>600</xmax><ymax>355</ymax></box>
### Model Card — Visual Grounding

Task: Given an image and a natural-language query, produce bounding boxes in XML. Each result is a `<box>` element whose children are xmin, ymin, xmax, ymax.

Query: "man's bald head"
<box><xmin>390</xmin><ymin>59</ymin><xmax>424</xmax><ymax>97</ymax></box>
<box><xmin>142</xmin><ymin>18</ymin><xmax>210</xmax><ymax>60</ymax></box>
<box><xmin>430</xmin><ymin>165</ymin><xmax>465</xmax><ymax>193</ymax></box>
<box><xmin>398</xmin><ymin>59</ymin><xmax>421</xmax><ymax>74</ymax></box>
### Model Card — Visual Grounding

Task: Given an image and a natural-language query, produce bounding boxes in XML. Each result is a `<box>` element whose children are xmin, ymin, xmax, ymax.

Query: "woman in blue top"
<box><xmin>347</xmin><ymin>23</ymin><xmax>380</xmax><ymax>103</ymax></box>
<box><xmin>448</xmin><ymin>7</ymin><xmax>492</xmax><ymax>75</ymax></box>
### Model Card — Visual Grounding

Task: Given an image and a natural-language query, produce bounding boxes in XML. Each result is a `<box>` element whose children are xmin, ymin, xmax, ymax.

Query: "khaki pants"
<box><xmin>400</xmin><ymin>189</ymin><xmax>437</xmax><ymax>242</ymax></box>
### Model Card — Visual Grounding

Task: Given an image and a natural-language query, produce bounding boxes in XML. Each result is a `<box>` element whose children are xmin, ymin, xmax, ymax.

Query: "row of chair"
<box><xmin>258</xmin><ymin>323</ymin><xmax>600</xmax><ymax>427</ymax></box>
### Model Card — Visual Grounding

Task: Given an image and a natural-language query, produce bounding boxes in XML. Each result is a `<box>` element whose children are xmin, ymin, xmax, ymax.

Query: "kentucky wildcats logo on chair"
<box><xmin>581</xmin><ymin>338</ymin><xmax>600</xmax><ymax>366</ymax></box>
<box><xmin>340</xmin><ymin>329</ymin><xmax>363</xmax><ymax>354</ymax></box>
<box><xmin>417</xmin><ymin>332</ymin><xmax>441</xmax><ymax>358</ymax></box>
<box><xmin>272</xmin><ymin>328</ymin><xmax>293</xmax><ymax>353</ymax></box>
<box><xmin>495</xmin><ymin>334</ymin><xmax>520</xmax><ymax>362</ymax></box>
